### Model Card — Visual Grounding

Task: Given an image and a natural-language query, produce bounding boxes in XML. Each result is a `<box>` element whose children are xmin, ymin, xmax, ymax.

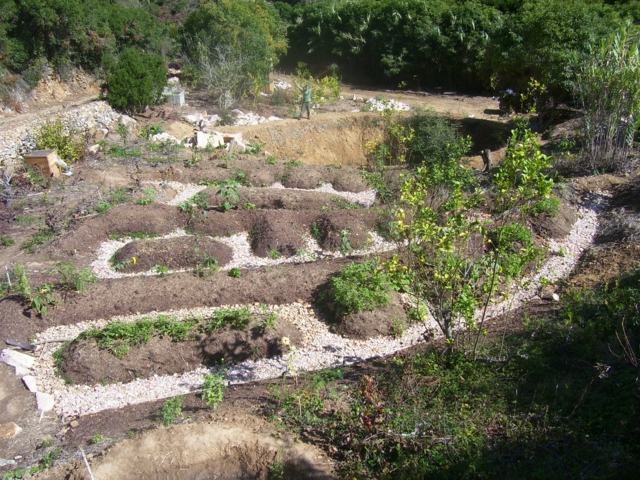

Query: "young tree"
<box><xmin>391</xmin><ymin>128</ymin><xmax>541</xmax><ymax>352</ymax></box>
<box><xmin>574</xmin><ymin>22</ymin><xmax>640</xmax><ymax>171</ymax></box>
<box><xmin>106</xmin><ymin>48</ymin><xmax>167</xmax><ymax>113</ymax></box>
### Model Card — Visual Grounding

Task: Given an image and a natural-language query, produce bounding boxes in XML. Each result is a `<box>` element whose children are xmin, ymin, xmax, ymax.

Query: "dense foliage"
<box><xmin>575</xmin><ymin>22</ymin><xmax>640</xmax><ymax>171</ymax></box>
<box><xmin>0</xmin><ymin>0</ymin><xmax>166</xmax><ymax>75</ymax></box>
<box><xmin>105</xmin><ymin>48</ymin><xmax>167</xmax><ymax>112</ymax></box>
<box><xmin>279</xmin><ymin>0</ymin><xmax>630</xmax><ymax>100</ymax></box>
<box><xmin>182</xmin><ymin>0</ymin><xmax>287</xmax><ymax>100</ymax></box>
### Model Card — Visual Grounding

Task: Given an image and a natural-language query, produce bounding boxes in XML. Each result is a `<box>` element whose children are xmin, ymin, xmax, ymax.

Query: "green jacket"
<box><xmin>302</xmin><ymin>86</ymin><xmax>312</xmax><ymax>103</ymax></box>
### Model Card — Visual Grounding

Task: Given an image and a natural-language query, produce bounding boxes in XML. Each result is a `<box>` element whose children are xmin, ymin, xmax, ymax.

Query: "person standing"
<box><xmin>298</xmin><ymin>84</ymin><xmax>312</xmax><ymax>120</ymax></box>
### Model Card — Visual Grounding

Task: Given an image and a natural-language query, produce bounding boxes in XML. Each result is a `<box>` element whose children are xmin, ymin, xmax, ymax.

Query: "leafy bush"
<box><xmin>0</xmin><ymin>0</ymin><xmax>166</xmax><ymax>74</ymax></box>
<box><xmin>160</xmin><ymin>396</ymin><xmax>184</xmax><ymax>426</ymax></box>
<box><xmin>34</xmin><ymin>119</ymin><xmax>84</xmax><ymax>164</ymax></box>
<box><xmin>206</xmin><ymin>307</ymin><xmax>252</xmax><ymax>332</ymax></box>
<box><xmin>405</xmin><ymin>113</ymin><xmax>469</xmax><ymax>167</ymax></box>
<box><xmin>55</xmin><ymin>262</ymin><xmax>96</xmax><ymax>293</ymax></box>
<box><xmin>486</xmin><ymin>0</ymin><xmax>622</xmax><ymax>101</ymax></box>
<box><xmin>494</xmin><ymin>126</ymin><xmax>554</xmax><ymax>213</ymax></box>
<box><xmin>325</xmin><ymin>261</ymin><xmax>392</xmax><ymax>318</ymax></box>
<box><xmin>202</xmin><ymin>373</ymin><xmax>225</xmax><ymax>408</ymax></box>
<box><xmin>106</xmin><ymin>48</ymin><xmax>167</xmax><ymax>113</ymax></box>
<box><xmin>182</xmin><ymin>0</ymin><xmax>286</xmax><ymax>102</ymax></box>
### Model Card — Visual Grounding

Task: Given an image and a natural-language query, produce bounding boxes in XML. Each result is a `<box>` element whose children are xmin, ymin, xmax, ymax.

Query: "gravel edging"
<box><xmin>2</xmin><ymin>203</ymin><xmax>599</xmax><ymax>418</ymax></box>
<box><xmin>91</xmin><ymin>230</ymin><xmax>396</xmax><ymax>279</ymax></box>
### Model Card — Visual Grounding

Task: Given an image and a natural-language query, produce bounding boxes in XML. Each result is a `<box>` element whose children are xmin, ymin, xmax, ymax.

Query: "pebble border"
<box><xmin>6</xmin><ymin>203</ymin><xmax>599</xmax><ymax>418</ymax></box>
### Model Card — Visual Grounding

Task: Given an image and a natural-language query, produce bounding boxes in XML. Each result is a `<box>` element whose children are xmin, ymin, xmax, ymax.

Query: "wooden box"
<box><xmin>23</xmin><ymin>150</ymin><xmax>61</xmax><ymax>178</ymax></box>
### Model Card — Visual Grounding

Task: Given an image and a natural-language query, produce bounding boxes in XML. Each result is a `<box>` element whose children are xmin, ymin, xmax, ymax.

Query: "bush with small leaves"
<box><xmin>201</xmin><ymin>373</ymin><xmax>225</xmax><ymax>408</ymax></box>
<box><xmin>160</xmin><ymin>397</ymin><xmax>184</xmax><ymax>426</ymax></box>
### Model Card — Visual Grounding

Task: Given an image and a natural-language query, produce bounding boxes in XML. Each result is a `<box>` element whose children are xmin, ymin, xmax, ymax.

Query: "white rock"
<box><xmin>167</xmin><ymin>77</ymin><xmax>180</xmax><ymax>86</ymax></box>
<box><xmin>22</xmin><ymin>375</ymin><xmax>38</xmax><ymax>392</ymax></box>
<box><xmin>194</xmin><ymin>131</ymin><xmax>224</xmax><ymax>149</ymax></box>
<box><xmin>150</xmin><ymin>132</ymin><xmax>180</xmax><ymax>144</ymax></box>
<box><xmin>87</xmin><ymin>144</ymin><xmax>101</xmax><ymax>154</ymax></box>
<box><xmin>226</xmin><ymin>138</ymin><xmax>247</xmax><ymax>153</ymax></box>
<box><xmin>1</xmin><ymin>349</ymin><xmax>35</xmax><ymax>373</ymax></box>
<box><xmin>118</xmin><ymin>114</ymin><xmax>137</xmax><ymax>128</ymax></box>
<box><xmin>36</xmin><ymin>392</ymin><xmax>54</xmax><ymax>413</ymax></box>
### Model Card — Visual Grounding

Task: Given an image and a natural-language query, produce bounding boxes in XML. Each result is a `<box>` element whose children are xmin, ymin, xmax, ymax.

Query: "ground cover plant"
<box><xmin>324</xmin><ymin>261</ymin><xmax>393</xmax><ymax>319</ymax></box>
<box><xmin>269</xmin><ymin>271</ymin><xmax>640</xmax><ymax>478</ymax></box>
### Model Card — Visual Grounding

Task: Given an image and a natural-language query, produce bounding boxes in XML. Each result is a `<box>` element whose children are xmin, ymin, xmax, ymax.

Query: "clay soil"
<box><xmin>60</xmin><ymin>316</ymin><xmax>302</xmax><ymax>385</ymax></box>
<box><xmin>113</xmin><ymin>236</ymin><xmax>233</xmax><ymax>273</ymax></box>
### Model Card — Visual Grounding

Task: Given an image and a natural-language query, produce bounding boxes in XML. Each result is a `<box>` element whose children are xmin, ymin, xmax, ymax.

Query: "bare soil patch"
<box><xmin>38</xmin><ymin>418</ymin><xmax>334</xmax><ymax>480</ymax></box>
<box><xmin>334</xmin><ymin>293</ymin><xmax>410</xmax><ymax>339</ymax></box>
<box><xmin>113</xmin><ymin>236</ymin><xmax>233</xmax><ymax>273</ymax></box>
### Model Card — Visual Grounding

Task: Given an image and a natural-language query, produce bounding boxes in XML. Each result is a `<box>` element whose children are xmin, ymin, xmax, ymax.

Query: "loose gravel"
<box><xmin>91</xmin><ymin>229</ymin><xmax>396</xmax><ymax>279</ymax></box>
<box><xmin>3</xmin><ymin>202</ymin><xmax>599</xmax><ymax>418</ymax></box>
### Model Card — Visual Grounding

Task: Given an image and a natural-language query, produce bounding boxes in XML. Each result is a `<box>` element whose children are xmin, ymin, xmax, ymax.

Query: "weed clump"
<box><xmin>324</xmin><ymin>261</ymin><xmax>392</xmax><ymax>318</ymax></box>
<box><xmin>160</xmin><ymin>397</ymin><xmax>184</xmax><ymax>426</ymax></box>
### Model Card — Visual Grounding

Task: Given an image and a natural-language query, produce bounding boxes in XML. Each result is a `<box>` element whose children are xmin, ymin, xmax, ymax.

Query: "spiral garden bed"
<box><xmin>0</xmin><ymin>164</ymin><xmax>600</xmax><ymax>422</ymax></box>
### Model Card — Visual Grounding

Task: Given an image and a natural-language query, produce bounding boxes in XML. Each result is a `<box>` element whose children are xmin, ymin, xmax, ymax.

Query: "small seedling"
<box><xmin>244</xmin><ymin>202</ymin><xmax>256</xmax><ymax>210</ymax></box>
<box><xmin>116</xmin><ymin>121</ymin><xmax>129</xmax><ymax>146</ymax></box>
<box><xmin>0</xmin><ymin>235</ymin><xmax>14</xmax><ymax>247</ymax></box>
<box><xmin>194</xmin><ymin>255</ymin><xmax>219</xmax><ymax>278</ymax></box>
<box><xmin>261</xmin><ymin>312</ymin><xmax>279</xmax><ymax>332</ymax></box>
<box><xmin>136</xmin><ymin>187</ymin><xmax>157</xmax><ymax>206</ymax></box>
<box><xmin>89</xmin><ymin>433</ymin><xmax>108</xmax><ymax>445</ymax></box>
<box><xmin>247</xmin><ymin>142</ymin><xmax>263</xmax><ymax>155</ymax></box>
<box><xmin>160</xmin><ymin>397</ymin><xmax>183</xmax><ymax>426</ymax></box>
<box><xmin>269</xmin><ymin>249</ymin><xmax>281</xmax><ymax>260</ymax></box>
<box><xmin>228</xmin><ymin>267</ymin><xmax>242</xmax><ymax>278</ymax></box>
<box><xmin>201</xmin><ymin>373</ymin><xmax>225</xmax><ymax>408</ymax></box>
<box><xmin>266</xmin><ymin>155</ymin><xmax>277</xmax><ymax>165</ymax></box>
<box><xmin>339</xmin><ymin>229</ymin><xmax>352</xmax><ymax>255</ymax></box>
<box><xmin>154</xmin><ymin>264</ymin><xmax>169</xmax><ymax>277</ymax></box>
<box><xmin>390</xmin><ymin>318</ymin><xmax>406</xmax><ymax>338</ymax></box>
<box><xmin>55</xmin><ymin>262</ymin><xmax>96</xmax><ymax>292</ymax></box>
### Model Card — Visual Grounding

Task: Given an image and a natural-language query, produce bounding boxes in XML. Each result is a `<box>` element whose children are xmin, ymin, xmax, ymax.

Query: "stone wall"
<box><xmin>0</xmin><ymin>101</ymin><xmax>120</xmax><ymax>172</ymax></box>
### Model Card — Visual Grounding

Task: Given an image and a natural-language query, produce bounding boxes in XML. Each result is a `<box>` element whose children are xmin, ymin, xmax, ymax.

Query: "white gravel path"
<box><xmin>91</xmin><ymin>230</ymin><xmax>396</xmax><ymax>279</ymax></box>
<box><xmin>8</xmin><ymin>204</ymin><xmax>599</xmax><ymax>418</ymax></box>
<box><xmin>143</xmin><ymin>180</ymin><xmax>377</xmax><ymax>208</ymax></box>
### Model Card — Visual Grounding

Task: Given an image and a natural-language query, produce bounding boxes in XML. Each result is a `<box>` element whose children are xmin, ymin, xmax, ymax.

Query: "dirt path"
<box><xmin>0</xmin><ymin>94</ymin><xmax>99</xmax><ymax>130</ymax></box>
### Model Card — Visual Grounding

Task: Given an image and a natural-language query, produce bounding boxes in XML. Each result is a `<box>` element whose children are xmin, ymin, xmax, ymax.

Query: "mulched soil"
<box><xmin>60</xmin><ymin>317</ymin><xmax>302</xmax><ymax>385</ymax></box>
<box><xmin>0</xmin><ymin>258</ymin><xmax>355</xmax><ymax>342</ymax></box>
<box><xmin>113</xmin><ymin>236</ymin><xmax>233</xmax><ymax>273</ymax></box>
<box><xmin>334</xmin><ymin>293</ymin><xmax>410</xmax><ymax>339</ymax></box>
<box><xmin>139</xmin><ymin>157</ymin><xmax>371</xmax><ymax>193</ymax></box>
<box><xmin>203</xmin><ymin>187</ymin><xmax>361</xmax><ymax>211</ymax></box>
<box><xmin>312</xmin><ymin>210</ymin><xmax>378</xmax><ymax>251</ymax></box>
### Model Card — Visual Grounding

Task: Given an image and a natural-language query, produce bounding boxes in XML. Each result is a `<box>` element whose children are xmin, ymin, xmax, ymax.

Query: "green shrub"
<box><xmin>55</xmin><ymin>262</ymin><xmax>96</xmax><ymax>293</ymax></box>
<box><xmin>494</xmin><ymin>126</ymin><xmax>554</xmax><ymax>212</ymax></box>
<box><xmin>34</xmin><ymin>119</ymin><xmax>84</xmax><ymax>164</ymax></box>
<box><xmin>201</xmin><ymin>373</ymin><xmax>225</xmax><ymax>408</ymax></box>
<box><xmin>405</xmin><ymin>113</ymin><xmax>467</xmax><ymax>167</ymax></box>
<box><xmin>206</xmin><ymin>307</ymin><xmax>252</xmax><ymax>332</ymax></box>
<box><xmin>325</xmin><ymin>261</ymin><xmax>392</xmax><ymax>318</ymax></box>
<box><xmin>575</xmin><ymin>22</ymin><xmax>640</xmax><ymax>171</ymax></box>
<box><xmin>182</xmin><ymin>0</ymin><xmax>286</xmax><ymax>102</ymax></box>
<box><xmin>106</xmin><ymin>48</ymin><xmax>167</xmax><ymax>113</ymax></box>
<box><xmin>160</xmin><ymin>397</ymin><xmax>183</xmax><ymax>426</ymax></box>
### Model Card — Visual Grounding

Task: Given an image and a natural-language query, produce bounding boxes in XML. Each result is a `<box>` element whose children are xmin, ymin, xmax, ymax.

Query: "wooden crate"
<box><xmin>23</xmin><ymin>150</ymin><xmax>61</xmax><ymax>178</ymax></box>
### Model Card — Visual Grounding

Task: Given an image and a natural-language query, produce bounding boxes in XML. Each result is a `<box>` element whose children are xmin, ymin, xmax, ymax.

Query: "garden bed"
<box><xmin>58</xmin><ymin>308</ymin><xmax>302</xmax><ymax>385</ymax></box>
<box><xmin>111</xmin><ymin>236</ymin><xmax>233</xmax><ymax>273</ymax></box>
